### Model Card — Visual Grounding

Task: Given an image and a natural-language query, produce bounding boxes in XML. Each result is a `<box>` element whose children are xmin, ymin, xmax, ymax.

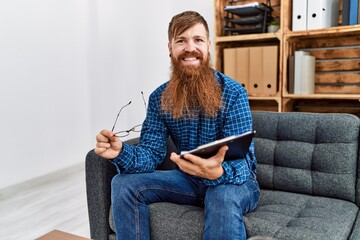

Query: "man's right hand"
<box><xmin>95</xmin><ymin>129</ymin><xmax>123</xmax><ymax>159</ymax></box>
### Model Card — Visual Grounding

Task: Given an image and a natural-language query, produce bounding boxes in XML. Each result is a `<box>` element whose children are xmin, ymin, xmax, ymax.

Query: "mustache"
<box><xmin>177</xmin><ymin>51</ymin><xmax>203</xmax><ymax>61</ymax></box>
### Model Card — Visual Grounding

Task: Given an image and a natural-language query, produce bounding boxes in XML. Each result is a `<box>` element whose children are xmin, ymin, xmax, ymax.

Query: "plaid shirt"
<box><xmin>113</xmin><ymin>70</ymin><xmax>256</xmax><ymax>186</ymax></box>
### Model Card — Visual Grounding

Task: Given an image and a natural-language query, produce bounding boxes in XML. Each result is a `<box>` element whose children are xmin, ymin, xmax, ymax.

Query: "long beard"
<box><xmin>161</xmin><ymin>51</ymin><xmax>222</xmax><ymax>119</ymax></box>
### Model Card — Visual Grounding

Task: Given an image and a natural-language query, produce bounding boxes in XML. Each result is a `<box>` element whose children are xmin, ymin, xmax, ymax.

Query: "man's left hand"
<box><xmin>170</xmin><ymin>145</ymin><xmax>228</xmax><ymax>180</ymax></box>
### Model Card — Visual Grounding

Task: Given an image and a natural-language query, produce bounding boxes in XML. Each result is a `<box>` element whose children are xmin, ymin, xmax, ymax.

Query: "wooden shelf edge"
<box><xmin>215</xmin><ymin>32</ymin><xmax>281</xmax><ymax>43</ymax></box>
<box><xmin>283</xmin><ymin>94</ymin><xmax>360</xmax><ymax>100</ymax></box>
<box><xmin>248</xmin><ymin>96</ymin><xmax>281</xmax><ymax>101</ymax></box>
<box><xmin>284</xmin><ymin>25</ymin><xmax>360</xmax><ymax>39</ymax></box>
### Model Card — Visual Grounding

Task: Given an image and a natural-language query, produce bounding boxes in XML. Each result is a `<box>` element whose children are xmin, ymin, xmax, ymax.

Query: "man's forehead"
<box><xmin>174</xmin><ymin>23</ymin><xmax>208</xmax><ymax>39</ymax></box>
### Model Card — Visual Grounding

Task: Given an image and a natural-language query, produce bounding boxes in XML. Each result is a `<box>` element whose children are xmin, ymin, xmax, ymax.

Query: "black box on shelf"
<box><xmin>223</xmin><ymin>1</ymin><xmax>272</xmax><ymax>35</ymax></box>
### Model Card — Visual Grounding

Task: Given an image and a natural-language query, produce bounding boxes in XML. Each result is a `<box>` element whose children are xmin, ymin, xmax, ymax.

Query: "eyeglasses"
<box><xmin>111</xmin><ymin>92</ymin><xmax>147</xmax><ymax>138</ymax></box>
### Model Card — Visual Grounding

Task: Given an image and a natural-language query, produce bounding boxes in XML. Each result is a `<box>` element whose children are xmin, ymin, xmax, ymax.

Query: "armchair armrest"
<box><xmin>85</xmin><ymin>136</ymin><xmax>178</xmax><ymax>240</ymax></box>
<box><xmin>85</xmin><ymin>137</ymin><xmax>140</xmax><ymax>240</ymax></box>
<box><xmin>85</xmin><ymin>149</ymin><xmax>117</xmax><ymax>240</ymax></box>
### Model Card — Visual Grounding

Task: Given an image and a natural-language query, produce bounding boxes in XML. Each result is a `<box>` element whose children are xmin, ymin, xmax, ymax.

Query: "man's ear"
<box><xmin>168</xmin><ymin>42</ymin><xmax>172</xmax><ymax>56</ymax></box>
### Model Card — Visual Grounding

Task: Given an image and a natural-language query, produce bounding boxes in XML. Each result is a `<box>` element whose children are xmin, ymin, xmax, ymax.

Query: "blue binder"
<box><xmin>349</xmin><ymin>0</ymin><xmax>359</xmax><ymax>25</ymax></box>
<box><xmin>342</xmin><ymin>0</ymin><xmax>350</xmax><ymax>25</ymax></box>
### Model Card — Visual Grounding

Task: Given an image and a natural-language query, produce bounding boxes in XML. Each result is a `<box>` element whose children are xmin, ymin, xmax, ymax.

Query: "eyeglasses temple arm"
<box><xmin>111</xmin><ymin>101</ymin><xmax>132</xmax><ymax>132</ymax></box>
<box><xmin>141</xmin><ymin>91</ymin><xmax>147</xmax><ymax>112</ymax></box>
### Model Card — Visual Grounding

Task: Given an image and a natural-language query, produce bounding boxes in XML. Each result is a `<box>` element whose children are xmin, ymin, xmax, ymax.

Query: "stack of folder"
<box><xmin>292</xmin><ymin>0</ymin><xmax>340</xmax><ymax>31</ymax></box>
<box><xmin>224</xmin><ymin>45</ymin><xmax>278</xmax><ymax>96</ymax></box>
<box><xmin>223</xmin><ymin>1</ymin><xmax>272</xmax><ymax>35</ymax></box>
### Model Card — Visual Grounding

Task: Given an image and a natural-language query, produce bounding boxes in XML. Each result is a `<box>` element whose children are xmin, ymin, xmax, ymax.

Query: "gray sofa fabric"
<box><xmin>254</xmin><ymin>112</ymin><xmax>358</xmax><ymax>202</ymax></box>
<box><xmin>246</xmin><ymin>190</ymin><xmax>357</xmax><ymax>240</ymax></box>
<box><xmin>86</xmin><ymin>111</ymin><xmax>360</xmax><ymax>239</ymax></box>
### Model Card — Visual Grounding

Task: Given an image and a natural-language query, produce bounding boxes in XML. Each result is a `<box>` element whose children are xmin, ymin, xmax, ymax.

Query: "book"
<box><xmin>180</xmin><ymin>130</ymin><xmax>255</xmax><ymax>161</ymax></box>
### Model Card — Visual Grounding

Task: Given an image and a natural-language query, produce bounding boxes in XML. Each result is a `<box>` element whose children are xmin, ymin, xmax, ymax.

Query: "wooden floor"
<box><xmin>0</xmin><ymin>163</ymin><xmax>90</xmax><ymax>240</ymax></box>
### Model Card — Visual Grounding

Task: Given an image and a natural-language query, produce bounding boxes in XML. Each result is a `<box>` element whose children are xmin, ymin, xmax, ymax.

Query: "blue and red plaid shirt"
<box><xmin>113</xmin><ymin>70</ymin><xmax>256</xmax><ymax>186</ymax></box>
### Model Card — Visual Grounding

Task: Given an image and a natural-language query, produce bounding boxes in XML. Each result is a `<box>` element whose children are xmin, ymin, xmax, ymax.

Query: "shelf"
<box><xmin>249</xmin><ymin>97</ymin><xmax>281</xmax><ymax>112</ymax></box>
<box><xmin>284</xmin><ymin>25</ymin><xmax>360</xmax><ymax>39</ymax></box>
<box><xmin>283</xmin><ymin>93</ymin><xmax>360</xmax><ymax>100</ymax></box>
<box><xmin>215</xmin><ymin>32</ymin><xmax>281</xmax><ymax>43</ymax></box>
<box><xmin>215</xmin><ymin>0</ymin><xmax>360</xmax><ymax>116</ymax></box>
<box><xmin>248</xmin><ymin>96</ymin><xmax>281</xmax><ymax>101</ymax></box>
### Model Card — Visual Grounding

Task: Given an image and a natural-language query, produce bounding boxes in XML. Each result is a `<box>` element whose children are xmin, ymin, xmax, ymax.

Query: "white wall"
<box><xmin>88</xmin><ymin>1</ymin><xmax>215</xmax><ymax>138</ymax></box>
<box><xmin>0</xmin><ymin>0</ymin><xmax>213</xmax><ymax>189</ymax></box>
<box><xmin>0</xmin><ymin>0</ymin><xmax>92</xmax><ymax>189</ymax></box>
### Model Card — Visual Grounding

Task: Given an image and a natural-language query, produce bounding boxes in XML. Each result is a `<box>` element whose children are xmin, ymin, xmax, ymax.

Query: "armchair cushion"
<box><xmin>108</xmin><ymin>189</ymin><xmax>358</xmax><ymax>240</ymax></box>
<box><xmin>245</xmin><ymin>190</ymin><xmax>358</xmax><ymax>240</ymax></box>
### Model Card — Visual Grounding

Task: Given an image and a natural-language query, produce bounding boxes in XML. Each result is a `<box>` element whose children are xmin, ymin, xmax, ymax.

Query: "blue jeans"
<box><xmin>111</xmin><ymin>169</ymin><xmax>260</xmax><ymax>240</ymax></box>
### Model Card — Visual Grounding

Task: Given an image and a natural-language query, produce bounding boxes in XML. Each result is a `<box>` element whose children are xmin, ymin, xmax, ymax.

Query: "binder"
<box><xmin>294</xmin><ymin>51</ymin><xmax>315</xmax><ymax>94</ymax></box>
<box><xmin>224</xmin><ymin>48</ymin><xmax>250</xmax><ymax>92</ymax></box>
<box><xmin>358</xmin><ymin>0</ymin><xmax>360</xmax><ymax>24</ymax></box>
<box><xmin>224</xmin><ymin>48</ymin><xmax>237</xmax><ymax>81</ymax></box>
<box><xmin>249</xmin><ymin>47</ymin><xmax>263</xmax><ymax>95</ymax></box>
<box><xmin>349</xmin><ymin>0</ymin><xmax>359</xmax><ymax>25</ymax></box>
<box><xmin>225</xmin><ymin>46</ymin><xmax>277</xmax><ymax>95</ymax></box>
<box><xmin>262</xmin><ymin>46</ymin><xmax>278</xmax><ymax>95</ymax></box>
<box><xmin>292</xmin><ymin>0</ymin><xmax>308</xmax><ymax>31</ymax></box>
<box><xmin>288</xmin><ymin>55</ymin><xmax>295</xmax><ymax>94</ymax></box>
<box><xmin>294</xmin><ymin>51</ymin><xmax>310</xmax><ymax>94</ymax></box>
<box><xmin>236</xmin><ymin>48</ymin><xmax>250</xmax><ymax>91</ymax></box>
<box><xmin>300</xmin><ymin>55</ymin><xmax>315</xmax><ymax>94</ymax></box>
<box><xmin>307</xmin><ymin>0</ymin><xmax>339</xmax><ymax>30</ymax></box>
<box><xmin>342</xmin><ymin>0</ymin><xmax>350</xmax><ymax>25</ymax></box>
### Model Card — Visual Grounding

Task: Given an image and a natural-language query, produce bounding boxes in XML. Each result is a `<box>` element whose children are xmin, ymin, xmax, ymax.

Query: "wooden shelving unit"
<box><xmin>214</xmin><ymin>0</ymin><xmax>360</xmax><ymax>117</ymax></box>
<box><xmin>214</xmin><ymin>0</ymin><xmax>283</xmax><ymax>112</ymax></box>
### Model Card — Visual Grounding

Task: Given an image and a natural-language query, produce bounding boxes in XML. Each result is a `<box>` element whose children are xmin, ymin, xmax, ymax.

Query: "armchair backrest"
<box><xmin>157</xmin><ymin>136</ymin><xmax>178</xmax><ymax>170</ymax></box>
<box><xmin>252</xmin><ymin>111</ymin><xmax>360</xmax><ymax>205</ymax></box>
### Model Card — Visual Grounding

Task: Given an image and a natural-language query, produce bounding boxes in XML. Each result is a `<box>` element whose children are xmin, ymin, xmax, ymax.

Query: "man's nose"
<box><xmin>184</xmin><ymin>41</ymin><xmax>196</xmax><ymax>52</ymax></box>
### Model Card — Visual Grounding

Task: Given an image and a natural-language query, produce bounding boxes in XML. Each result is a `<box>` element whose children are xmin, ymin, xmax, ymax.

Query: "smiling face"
<box><xmin>161</xmin><ymin>11</ymin><xmax>221</xmax><ymax>119</ymax></box>
<box><xmin>168</xmin><ymin>23</ymin><xmax>211</xmax><ymax>68</ymax></box>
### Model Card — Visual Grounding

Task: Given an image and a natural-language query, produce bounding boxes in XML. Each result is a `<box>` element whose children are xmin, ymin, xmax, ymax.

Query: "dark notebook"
<box><xmin>180</xmin><ymin>130</ymin><xmax>255</xmax><ymax>161</ymax></box>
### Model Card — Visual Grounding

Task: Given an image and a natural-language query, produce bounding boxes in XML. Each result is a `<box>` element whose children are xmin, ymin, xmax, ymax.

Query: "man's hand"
<box><xmin>94</xmin><ymin>129</ymin><xmax>123</xmax><ymax>159</ymax></box>
<box><xmin>170</xmin><ymin>145</ymin><xmax>228</xmax><ymax>180</ymax></box>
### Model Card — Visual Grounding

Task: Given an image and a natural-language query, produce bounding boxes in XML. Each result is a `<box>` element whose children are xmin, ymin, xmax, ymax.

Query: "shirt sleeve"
<box><xmin>112</xmin><ymin>91</ymin><xmax>169</xmax><ymax>174</ymax></box>
<box><xmin>202</xmin><ymin>85</ymin><xmax>256</xmax><ymax>186</ymax></box>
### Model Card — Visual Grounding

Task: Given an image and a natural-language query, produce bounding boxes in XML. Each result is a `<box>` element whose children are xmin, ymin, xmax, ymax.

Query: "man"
<box><xmin>95</xmin><ymin>10</ymin><xmax>260</xmax><ymax>240</ymax></box>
